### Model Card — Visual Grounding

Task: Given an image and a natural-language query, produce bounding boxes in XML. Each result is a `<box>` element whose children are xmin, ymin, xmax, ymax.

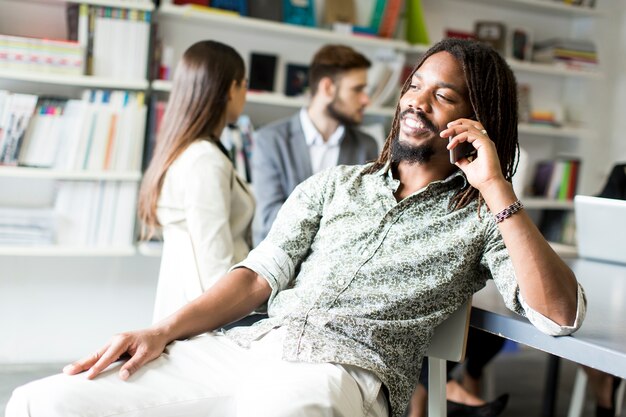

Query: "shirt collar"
<box><xmin>375</xmin><ymin>160</ymin><xmax>468</xmax><ymax>190</ymax></box>
<box><xmin>300</xmin><ymin>107</ymin><xmax>345</xmax><ymax>147</ymax></box>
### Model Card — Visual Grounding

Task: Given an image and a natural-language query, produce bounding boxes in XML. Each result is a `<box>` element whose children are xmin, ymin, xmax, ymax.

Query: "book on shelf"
<box><xmin>55</xmin><ymin>180</ymin><xmax>138</xmax><ymax>247</ymax></box>
<box><xmin>210</xmin><ymin>0</ymin><xmax>247</xmax><ymax>15</ymax></box>
<box><xmin>537</xmin><ymin>209</ymin><xmax>576</xmax><ymax>246</ymax></box>
<box><xmin>367</xmin><ymin>49</ymin><xmax>406</xmax><ymax>107</ymax></box>
<box><xmin>0</xmin><ymin>92</ymin><xmax>39</xmax><ymax>166</ymax></box>
<box><xmin>283</xmin><ymin>0</ymin><xmax>316</xmax><ymax>27</ymax></box>
<box><xmin>377</xmin><ymin>0</ymin><xmax>402</xmax><ymax>39</ymax></box>
<box><xmin>405</xmin><ymin>0</ymin><xmax>429</xmax><ymax>45</ymax></box>
<box><xmin>532</xmin><ymin>38</ymin><xmax>598</xmax><ymax>70</ymax></box>
<box><xmin>68</xmin><ymin>5</ymin><xmax>151</xmax><ymax>79</ymax></box>
<box><xmin>248</xmin><ymin>0</ymin><xmax>283</xmax><ymax>22</ymax></box>
<box><xmin>530</xmin><ymin>158</ymin><xmax>580</xmax><ymax>201</ymax></box>
<box><xmin>143</xmin><ymin>96</ymin><xmax>167</xmax><ymax>170</ymax></box>
<box><xmin>0</xmin><ymin>207</ymin><xmax>55</xmax><ymax>246</ymax></box>
<box><xmin>0</xmin><ymin>88</ymin><xmax>146</xmax><ymax>172</ymax></box>
<box><xmin>0</xmin><ymin>34</ymin><xmax>83</xmax><ymax>76</ymax></box>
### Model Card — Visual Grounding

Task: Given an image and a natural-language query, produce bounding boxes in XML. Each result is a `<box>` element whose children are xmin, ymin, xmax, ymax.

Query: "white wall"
<box><xmin>0</xmin><ymin>255</ymin><xmax>160</xmax><ymax>363</ymax></box>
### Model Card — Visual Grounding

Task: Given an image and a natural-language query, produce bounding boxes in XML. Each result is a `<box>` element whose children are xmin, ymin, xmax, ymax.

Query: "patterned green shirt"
<box><xmin>227</xmin><ymin>163</ymin><xmax>585</xmax><ymax>417</ymax></box>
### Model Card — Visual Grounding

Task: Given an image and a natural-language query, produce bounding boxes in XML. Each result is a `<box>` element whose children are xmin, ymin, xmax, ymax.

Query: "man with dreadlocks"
<box><xmin>7</xmin><ymin>39</ymin><xmax>585</xmax><ymax>417</ymax></box>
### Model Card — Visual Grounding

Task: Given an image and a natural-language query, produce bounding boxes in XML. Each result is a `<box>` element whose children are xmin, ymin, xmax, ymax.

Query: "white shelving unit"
<box><xmin>0</xmin><ymin>0</ymin><xmax>152</xmax><ymax>255</ymax></box>
<box><xmin>0</xmin><ymin>166</ymin><xmax>141</xmax><ymax>181</ymax></box>
<box><xmin>151</xmin><ymin>79</ymin><xmax>396</xmax><ymax>118</ymax></box>
<box><xmin>0</xmin><ymin>245</ymin><xmax>136</xmax><ymax>257</ymax></box>
<box><xmin>0</xmin><ymin>69</ymin><xmax>149</xmax><ymax>90</ymax></box>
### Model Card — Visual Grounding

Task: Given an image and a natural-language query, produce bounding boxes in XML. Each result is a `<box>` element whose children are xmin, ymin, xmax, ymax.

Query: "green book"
<box><xmin>369</xmin><ymin>0</ymin><xmax>386</xmax><ymax>32</ymax></box>
<box><xmin>405</xmin><ymin>0</ymin><xmax>429</xmax><ymax>45</ymax></box>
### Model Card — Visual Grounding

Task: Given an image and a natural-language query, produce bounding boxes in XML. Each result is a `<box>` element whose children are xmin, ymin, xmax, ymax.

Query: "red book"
<box><xmin>378</xmin><ymin>0</ymin><xmax>402</xmax><ymax>38</ymax></box>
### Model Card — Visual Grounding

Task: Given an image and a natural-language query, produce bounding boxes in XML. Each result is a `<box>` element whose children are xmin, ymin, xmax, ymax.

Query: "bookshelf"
<box><xmin>0</xmin><ymin>0</ymin><xmax>152</xmax><ymax>254</ymax></box>
<box><xmin>154</xmin><ymin>1</ymin><xmax>410</xmax><ymax>126</ymax></box>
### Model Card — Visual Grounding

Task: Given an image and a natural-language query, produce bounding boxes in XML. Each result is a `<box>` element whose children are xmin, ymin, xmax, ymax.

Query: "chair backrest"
<box><xmin>426</xmin><ymin>299</ymin><xmax>472</xmax><ymax>362</ymax></box>
<box><xmin>425</xmin><ymin>299</ymin><xmax>472</xmax><ymax>417</ymax></box>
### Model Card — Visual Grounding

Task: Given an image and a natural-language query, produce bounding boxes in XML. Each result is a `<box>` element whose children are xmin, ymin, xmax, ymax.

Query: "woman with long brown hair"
<box><xmin>138</xmin><ymin>40</ymin><xmax>253</xmax><ymax>323</ymax></box>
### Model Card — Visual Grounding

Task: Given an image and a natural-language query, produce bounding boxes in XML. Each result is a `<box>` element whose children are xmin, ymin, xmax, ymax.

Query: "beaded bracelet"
<box><xmin>494</xmin><ymin>199</ymin><xmax>524</xmax><ymax>223</ymax></box>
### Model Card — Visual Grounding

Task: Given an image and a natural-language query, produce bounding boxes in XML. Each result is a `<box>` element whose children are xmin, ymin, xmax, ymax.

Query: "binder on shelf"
<box><xmin>283</xmin><ymin>0</ymin><xmax>316</xmax><ymax>27</ymax></box>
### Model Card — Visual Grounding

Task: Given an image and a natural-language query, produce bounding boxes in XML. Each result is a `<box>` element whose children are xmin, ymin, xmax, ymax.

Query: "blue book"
<box><xmin>283</xmin><ymin>0</ymin><xmax>315</xmax><ymax>27</ymax></box>
<box><xmin>210</xmin><ymin>0</ymin><xmax>247</xmax><ymax>16</ymax></box>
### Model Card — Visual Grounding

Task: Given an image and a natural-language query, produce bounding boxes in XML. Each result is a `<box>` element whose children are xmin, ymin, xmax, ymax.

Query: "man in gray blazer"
<box><xmin>252</xmin><ymin>44</ymin><xmax>379</xmax><ymax>245</ymax></box>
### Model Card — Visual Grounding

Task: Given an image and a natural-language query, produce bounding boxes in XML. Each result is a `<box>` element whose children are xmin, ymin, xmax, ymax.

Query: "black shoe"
<box><xmin>446</xmin><ymin>393</ymin><xmax>509</xmax><ymax>417</ymax></box>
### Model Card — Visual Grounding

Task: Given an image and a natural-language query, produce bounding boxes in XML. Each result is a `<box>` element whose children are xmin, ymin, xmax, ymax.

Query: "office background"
<box><xmin>0</xmin><ymin>0</ymin><xmax>623</xmax><ymax>414</ymax></box>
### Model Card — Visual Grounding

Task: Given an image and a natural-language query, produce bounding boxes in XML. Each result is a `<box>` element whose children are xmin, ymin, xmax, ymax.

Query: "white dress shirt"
<box><xmin>299</xmin><ymin>108</ymin><xmax>345</xmax><ymax>174</ymax></box>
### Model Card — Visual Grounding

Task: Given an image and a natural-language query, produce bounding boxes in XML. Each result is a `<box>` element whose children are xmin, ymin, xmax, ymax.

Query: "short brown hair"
<box><xmin>309</xmin><ymin>44</ymin><xmax>371</xmax><ymax>95</ymax></box>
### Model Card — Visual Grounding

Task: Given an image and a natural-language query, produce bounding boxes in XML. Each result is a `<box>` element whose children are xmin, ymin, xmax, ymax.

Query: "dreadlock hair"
<box><xmin>365</xmin><ymin>38</ymin><xmax>519</xmax><ymax>212</ymax></box>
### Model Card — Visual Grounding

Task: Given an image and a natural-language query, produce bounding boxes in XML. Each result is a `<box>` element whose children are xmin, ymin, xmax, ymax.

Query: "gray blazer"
<box><xmin>252</xmin><ymin>113</ymin><xmax>379</xmax><ymax>245</ymax></box>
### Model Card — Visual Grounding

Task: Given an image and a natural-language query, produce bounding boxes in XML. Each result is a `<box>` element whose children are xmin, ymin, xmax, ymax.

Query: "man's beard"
<box><xmin>326</xmin><ymin>96</ymin><xmax>360</xmax><ymax>126</ymax></box>
<box><xmin>391</xmin><ymin>136</ymin><xmax>435</xmax><ymax>164</ymax></box>
<box><xmin>391</xmin><ymin>109</ymin><xmax>437</xmax><ymax>164</ymax></box>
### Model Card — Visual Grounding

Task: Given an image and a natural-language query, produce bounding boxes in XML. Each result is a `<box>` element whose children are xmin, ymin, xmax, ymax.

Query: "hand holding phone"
<box><xmin>449</xmin><ymin>137</ymin><xmax>475</xmax><ymax>164</ymax></box>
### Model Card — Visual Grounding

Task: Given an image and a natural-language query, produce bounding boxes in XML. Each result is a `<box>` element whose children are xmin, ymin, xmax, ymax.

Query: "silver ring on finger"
<box><xmin>480</xmin><ymin>129</ymin><xmax>488</xmax><ymax>136</ymax></box>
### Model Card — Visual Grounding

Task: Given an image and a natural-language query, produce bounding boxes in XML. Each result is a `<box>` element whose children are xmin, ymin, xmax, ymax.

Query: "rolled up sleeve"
<box><xmin>230</xmin><ymin>168</ymin><xmax>332</xmax><ymax>306</ymax></box>
<box><xmin>519</xmin><ymin>284</ymin><xmax>587</xmax><ymax>336</ymax></box>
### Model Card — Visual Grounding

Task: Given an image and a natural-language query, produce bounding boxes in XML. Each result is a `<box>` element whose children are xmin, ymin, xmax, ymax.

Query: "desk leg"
<box><xmin>542</xmin><ymin>355</ymin><xmax>560</xmax><ymax>417</ymax></box>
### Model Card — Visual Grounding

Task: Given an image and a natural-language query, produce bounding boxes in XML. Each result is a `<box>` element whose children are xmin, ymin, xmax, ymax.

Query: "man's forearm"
<box><xmin>157</xmin><ymin>267</ymin><xmax>272</xmax><ymax>342</ymax></box>
<box><xmin>482</xmin><ymin>180</ymin><xmax>579</xmax><ymax>327</ymax></box>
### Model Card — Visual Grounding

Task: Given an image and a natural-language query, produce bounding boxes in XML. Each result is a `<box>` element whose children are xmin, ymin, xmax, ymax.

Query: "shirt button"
<box><xmin>338</xmin><ymin>279</ymin><xmax>345</xmax><ymax>286</ymax></box>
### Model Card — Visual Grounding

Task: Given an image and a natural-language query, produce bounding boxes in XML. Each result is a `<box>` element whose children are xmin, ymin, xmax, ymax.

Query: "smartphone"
<box><xmin>449</xmin><ymin>137</ymin><xmax>475</xmax><ymax>164</ymax></box>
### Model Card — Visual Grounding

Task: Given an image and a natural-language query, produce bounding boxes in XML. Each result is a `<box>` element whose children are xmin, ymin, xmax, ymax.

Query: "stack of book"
<box><xmin>530</xmin><ymin>158</ymin><xmax>581</xmax><ymax>201</ymax></box>
<box><xmin>533</xmin><ymin>38</ymin><xmax>598</xmax><ymax>71</ymax></box>
<box><xmin>0</xmin><ymin>207</ymin><xmax>55</xmax><ymax>246</ymax></box>
<box><xmin>0</xmin><ymin>89</ymin><xmax>147</xmax><ymax>172</ymax></box>
<box><xmin>68</xmin><ymin>4</ymin><xmax>151</xmax><ymax>79</ymax></box>
<box><xmin>55</xmin><ymin>181</ymin><xmax>138</xmax><ymax>247</ymax></box>
<box><xmin>0</xmin><ymin>35</ymin><xmax>83</xmax><ymax>75</ymax></box>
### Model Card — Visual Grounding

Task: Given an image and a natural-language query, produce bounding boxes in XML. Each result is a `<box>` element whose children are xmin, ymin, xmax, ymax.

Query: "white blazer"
<box><xmin>152</xmin><ymin>139</ymin><xmax>255</xmax><ymax>322</ymax></box>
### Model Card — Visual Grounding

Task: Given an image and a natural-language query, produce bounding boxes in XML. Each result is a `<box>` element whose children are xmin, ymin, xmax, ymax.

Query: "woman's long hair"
<box><xmin>366</xmin><ymin>38</ymin><xmax>519</xmax><ymax>211</ymax></box>
<box><xmin>138</xmin><ymin>40</ymin><xmax>245</xmax><ymax>238</ymax></box>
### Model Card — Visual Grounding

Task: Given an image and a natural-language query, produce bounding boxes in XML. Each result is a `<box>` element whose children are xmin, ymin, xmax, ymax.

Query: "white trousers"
<box><xmin>6</xmin><ymin>328</ymin><xmax>388</xmax><ymax>417</ymax></box>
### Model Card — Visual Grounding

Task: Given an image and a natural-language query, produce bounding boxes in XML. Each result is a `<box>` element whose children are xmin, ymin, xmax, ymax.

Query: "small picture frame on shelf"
<box><xmin>474</xmin><ymin>21</ymin><xmax>506</xmax><ymax>55</ymax></box>
<box><xmin>249</xmin><ymin>52</ymin><xmax>278</xmax><ymax>92</ymax></box>
<box><xmin>284</xmin><ymin>63</ymin><xmax>309</xmax><ymax>97</ymax></box>
<box><xmin>323</xmin><ymin>0</ymin><xmax>355</xmax><ymax>26</ymax></box>
<box><xmin>511</xmin><ymin>27</ymin><xmax>533</xmax><ymax>61</ymax></box>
